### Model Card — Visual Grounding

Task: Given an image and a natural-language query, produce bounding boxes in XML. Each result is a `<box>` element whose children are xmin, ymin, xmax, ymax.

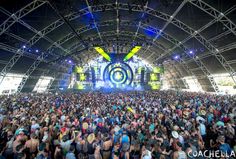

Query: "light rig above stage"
<box><xmin>70</xmin><ymin>46</ymin><xmax>164</xmax><ymax>90</ymax></box>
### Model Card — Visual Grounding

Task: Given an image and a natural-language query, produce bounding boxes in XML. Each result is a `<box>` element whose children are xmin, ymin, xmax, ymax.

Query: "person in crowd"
<box><xmin>66</xmin><ymin>145</ymin><xmax>76</xmax><ymax>159</ymax></box>
<box><xmin>0</xmin><ymin>90</ymin><xmax>235</xmax><ymax>159</ymax></box>
<box><xmin>87</xmin><ymin>133</ymin><xmax>97</xmax><ymax>159</ymax></box>
<box><xmin>173</xmin><ymin>142</ymin><xmax>187</xmax><ymax>159</ymax></box>
<box><xmin>101</xmin><ymin>133</ymin><xmax>112</xmax><ymax>159</ymax></box>
<box><xmin>217</xmin><ymin>135</ymin><xmax>233</xmax><ymax>155</ymax></box>
<box><xmin>25</xmin><ymin>133</ymin><xmax>39</xmax><ymax>158</ymax></box>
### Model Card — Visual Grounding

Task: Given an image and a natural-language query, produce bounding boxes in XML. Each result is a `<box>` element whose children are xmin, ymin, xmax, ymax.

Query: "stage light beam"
<box><xmin>123</xmin><ymin>46</ymin><xmax>141</xmax><ymax>62</ymax></box>
<box><xmin>94</xmin><ymin>47</ymin><xmax>111</xmax><ymax>62</ymax></box>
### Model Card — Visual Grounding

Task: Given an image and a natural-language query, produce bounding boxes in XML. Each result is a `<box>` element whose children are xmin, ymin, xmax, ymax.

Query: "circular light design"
<box><xmin>103</xmin><ymin>62</ymin><xmax>133</xmax><ymax>87</ymax></box>
<box><xmin>112</xmin><ymin>71</ymin><xmax>124</xmax><ymax>82</ymax></box>
<box><xmin>109</xmin><ymin>67</ymin><xmax>127</xmax><ymax>84</ymax></box>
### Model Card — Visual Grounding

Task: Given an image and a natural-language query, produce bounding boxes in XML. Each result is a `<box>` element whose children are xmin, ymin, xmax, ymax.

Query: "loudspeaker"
<box><xmin>141</xmin><ymin>69</ymin><xmax>145</xmax><ymax>85</ymax></box>
<box><xmin>76</xmin><ymin>73</ymin><xmax>80</xmax><ymax>81</ymax></box>
<box><xmin>91</xmin><ymin>67</ymin><xmax>96</xmax><ymax>86</ymax></box>
<box><xmin>146</xmin><ymin>73</ymin><xmax>150</xmax><ymax>83</ymax></box>
<box><xmin>157</xmin><ymin>73</ymin><xmax>160</xmax><ymax>81</ymax></box>
<box><xmin>84</xmin><ymin>73</ymin><xmax>90</xmax><ymax>81</ymax></box>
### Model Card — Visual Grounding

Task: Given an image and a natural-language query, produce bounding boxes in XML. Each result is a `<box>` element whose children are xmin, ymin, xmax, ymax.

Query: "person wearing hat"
<box><xmin>171</xmin><ymin>131</ymin><xmax>179</xmax><ymax>139</ymax></box>
<box><xmin>82</xmin><ymin>121</ymin><xmax>89</xmax><ymax>134</ymax></box>
<box><xmin>87</xmin><ymin>133</ymin><xmax>97</xmax><ymax>159</ymax></box>
<box><xmin>170</xmin><ymin>131</ymin><xmax>179</xmax><ymax>151</ymax></box>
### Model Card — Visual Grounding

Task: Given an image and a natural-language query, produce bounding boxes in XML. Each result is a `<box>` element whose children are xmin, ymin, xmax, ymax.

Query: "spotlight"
<box><xmin>22</xmin><ymin>45</ymin><xmax>26</xmax><ymax>49</ymax></box>
<box><xmin>36</xmin><ymin>49</ymin><xmax>39</xmax><ymax>53</ymax></box>
<box><xmin>68</xmin><ymin>60</ymin><xmax>72</xmax><ymax>63</ymax></box>
<box><xmin>174</xmin><ymin>55</ymin><xmax>179</xmax><ymax>60</ymax></box>
<box><xmin>189</xmin><ymin>50</ymin><xmax>193</xmax><ymax>54</ymax></box>
<box><xmin>200</xmin><ymin>48</ymin><xmax>204</xmax><ymax>52</ymax></box>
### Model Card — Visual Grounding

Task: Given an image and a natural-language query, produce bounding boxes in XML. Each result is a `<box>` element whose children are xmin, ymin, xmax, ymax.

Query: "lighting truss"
<box><xmin>131</xmin><ymin>1</ymin><xmax>149</xmax><ymax>46</ymax></box>
<box><xmin>142</xmin><ymin>0</ymin><xmax>188</xmax><ymax>56</ymax></box>
<box><xmin>1</xmin><ymin>2</ymin><xmax>235</xmax><ymax>92</ymax></box>
<box><xmin>189</xmin><ymin>0</ymin><xmax>236</xmax><ymax>35</ymax></box>
<box><xmin>85</xmin><ymin>0</ymin><xmax>103</xmax><ymax>42</ymax></box>
<box><xmin>185</xmin><ymin>42</ymin><xmax>236</xmax><ymax>64</ymax></box>
<box><xmin>0</xmin><ymin>0</ymin><xmax>47</xmax><ymax>36</ymax></box>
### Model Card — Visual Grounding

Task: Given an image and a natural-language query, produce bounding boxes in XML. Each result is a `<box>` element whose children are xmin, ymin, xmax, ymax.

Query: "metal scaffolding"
<box><xmin>0</xmin><ymin>0</ymin><xmax>47</xmax><ymax>35</ymax></box>
<box><xmin>0</xmin><ymin>1</ymin><xmax>235</xmax><ymax>91</ymax></box>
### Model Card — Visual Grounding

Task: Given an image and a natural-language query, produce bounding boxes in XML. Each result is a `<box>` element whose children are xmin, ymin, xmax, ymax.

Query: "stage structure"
<box><xmin>70</xmin><ymin>46</ymin><xmax>164</xmax><ymax>90</ymax></box>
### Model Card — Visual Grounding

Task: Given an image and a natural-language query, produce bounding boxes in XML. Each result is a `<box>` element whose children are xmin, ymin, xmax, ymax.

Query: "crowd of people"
<box><xmin>0</xmin><ymin>90</ymin><xmax>235</xmax><ymax>159</ymax></box>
